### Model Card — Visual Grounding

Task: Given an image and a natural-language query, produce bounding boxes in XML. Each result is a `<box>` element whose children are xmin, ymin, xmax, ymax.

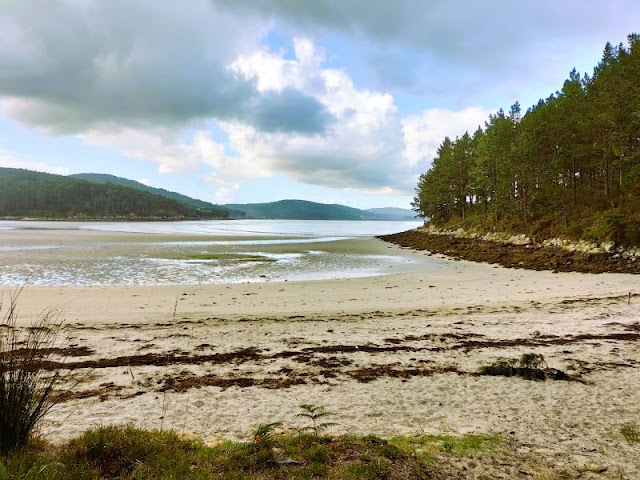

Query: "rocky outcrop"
<box><xmin>377</xmin><ymin>228</ymin><xmax>640</xmax><ymax>274</ymax></box>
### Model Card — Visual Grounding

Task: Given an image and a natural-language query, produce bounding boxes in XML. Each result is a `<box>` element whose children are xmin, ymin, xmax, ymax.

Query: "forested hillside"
<box><xmin>223</xmin><ymin>199</ymin><xmax>387</xmax><ymax>220</ymax></box>
<box><xmin>71</xmin><ymin>173</ymin><xmax>234</xmax><ymax>218</ymax></box>
<box><xmin>0</xmin><ymin>168</ymin><xmax>230</xmax><ymax>219</ymax></box>
<box><xmin>413</xmin><ymin>34</ymin><xmax>640</xmax><ymax>246</ymax></box>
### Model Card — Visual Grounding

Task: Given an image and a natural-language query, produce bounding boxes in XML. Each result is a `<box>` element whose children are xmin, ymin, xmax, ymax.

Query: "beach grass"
<box><xmin>389</xmin><ymin>433</ymin><xmax>503</xmax><ymax>462</ymax></box>
<box><xmin>0</xmin><ymin>425</ymin><xmax>431</xmax><ymax>479</ymax></box>
<box><xmin>0</xmin><ymin>425</ymin><xmax>523</xmax><ymax>479</ymax></box>
<box><xmin>0</xmin><ymin>294</ymin><xmax>66</xmax><ymax>455</ymax></box>
<box><xmin>620</xmin><ymin>422</ymin><xmax>640</xmax><ymax>444</ymax></box>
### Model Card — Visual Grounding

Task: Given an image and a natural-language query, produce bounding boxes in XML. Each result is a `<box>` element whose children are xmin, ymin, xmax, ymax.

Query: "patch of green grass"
<box><xmin>342</xmin><ymin>459</ymin><xmax>391</xmax><ymax>479</ymax></box>
<box><xmin>0</xmin><ymin>426</ymin><xmax>438</xmax><ymax>479</ymax></box>
<box><xmin>0</xmin><ymin>427</ymin><xmax>569</xmax><ymax>480</ymax></box>
<box><xmin>63</xmin><ymin>425</ymin><xmax>200</xmax><ymax>478</ymax></box>
<box><xmin>389</xmin><ymin>433</ymin><xmax>503</xmax><ymax>462</ymax></box>
<box><xmin>302</xmin><ymin>443</ymin><xmax>337</xmax><ymax>464</ymax></box>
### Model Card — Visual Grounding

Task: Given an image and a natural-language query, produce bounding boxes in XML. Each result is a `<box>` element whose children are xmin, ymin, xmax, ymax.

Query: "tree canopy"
<box><xmin>413</xmin><ymin>34</ymin><xmax>640</xmax><ymax>246</ymax></box>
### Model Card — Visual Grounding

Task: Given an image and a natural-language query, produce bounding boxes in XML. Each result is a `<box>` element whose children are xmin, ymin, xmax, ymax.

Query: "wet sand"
<box><xmin>3</xmin><ymin>230</ymin><xmax>640</xmax><ymax>477</ymax></box>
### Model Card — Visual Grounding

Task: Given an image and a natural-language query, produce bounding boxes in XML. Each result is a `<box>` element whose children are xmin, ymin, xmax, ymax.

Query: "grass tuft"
<box><xmin>478</xmin><ymin>353</ymin><xmax>554</xmax><ymax>380</ymax></box>
<box><xmin>0</xmin><ymin>292</ymin><xmax>66</xmax><ymax>455</ymax></box>
<box><xmin>620</xmin><ymin>422</ymin><xmax>640</xmax><ymax>444</ymax></box>
<box><xmin>389</xmin><ymin>433</ymin><xmax>502</xmax><ymax>463</ymax></box>
<box><xmin>64</xmin><ymin>425</ymin><xmax>198</xmax><ymax>477</ymax></box>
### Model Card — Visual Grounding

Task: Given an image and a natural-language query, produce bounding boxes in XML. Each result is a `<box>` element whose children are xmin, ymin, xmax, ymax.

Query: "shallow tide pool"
<box><xmin>0</xmin><ymin>219</ymin><xmax>425</xmax><ymax>286</ymax></box>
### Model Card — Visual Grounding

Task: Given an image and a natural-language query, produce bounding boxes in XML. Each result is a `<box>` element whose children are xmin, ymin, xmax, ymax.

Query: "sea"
<box><xmin>0</xmin><ymin>220</ymin><xmax>423</xmax><ymax>286</ymax></box>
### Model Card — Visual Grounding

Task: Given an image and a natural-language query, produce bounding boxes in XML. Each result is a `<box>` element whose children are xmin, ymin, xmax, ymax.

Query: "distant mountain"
<box><xmin>0</xmin><ymin>168</ymin><xmax>228</xmax><ymax>220</ymax></box>
<box><xmin>71</xmin><ymin>173</ymin><xmax>235</xmax><ymax>218</ymax></box>
<box><xmin>5</xmin><ymin>170</ymin><xmax>414</xmax><ymax>221</ymax></box>
<box><xmin>366</xmin><ymin>207</ymin><xmax>416</xmax><ymax>220</ymax></box>
<box><xmin>223</xmin><ymin>199</ymin><xmax>409</xmax><ymax>220</ymax></box>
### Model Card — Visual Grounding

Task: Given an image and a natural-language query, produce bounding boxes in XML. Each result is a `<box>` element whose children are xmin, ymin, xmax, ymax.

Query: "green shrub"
<box><xmin>478</xmin><ymin>353</ymin><xmax>547</xmax><ymax>380</ymax></box>
<box><xmin>585</xmin><ymin>208</ymin><xmax>636</xmax><ymax>246</ymax></box>
<box><xmin>64</xmin><ymin>425</ymin><xmax>197</xmax><ymax>477</ymax></box>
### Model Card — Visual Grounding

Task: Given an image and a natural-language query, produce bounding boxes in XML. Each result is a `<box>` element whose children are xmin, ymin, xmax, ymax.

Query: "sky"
<box><xmin>0</xmin><ymin>1</ymin><xmax>638</xmax><ymax>209</ymax></box>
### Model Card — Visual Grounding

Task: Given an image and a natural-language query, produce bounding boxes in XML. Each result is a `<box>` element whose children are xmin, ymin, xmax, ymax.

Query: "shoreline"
<box><xmin>0</xmin><ymin>215</ymin><xmax>228</xmax><ymax>222</ymax></box>
<box><xmin>10</xmin><ymin>258</ymin><xmax>638</xmax><ymax>326</ymax></box>
<box><xmin>378</xmin><ymin>228</ymin><xmax>640</xmax><ymax>274</ymax></box>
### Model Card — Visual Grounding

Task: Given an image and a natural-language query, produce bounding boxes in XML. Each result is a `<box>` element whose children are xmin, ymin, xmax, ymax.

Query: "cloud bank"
<box><xmin>0</xmin><ymin>0</ymin><xmax>330</xmax><ymax>134</ymax></box>
<box><xmin>1</xmin><ymin>0</ymin><xmax>636</xmax><ymax>202</ymax></box>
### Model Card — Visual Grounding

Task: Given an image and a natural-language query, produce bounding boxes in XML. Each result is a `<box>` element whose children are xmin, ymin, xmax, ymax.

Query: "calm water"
<box><xmin>0</xmin><ymin>220</ymin><xmax>423</xmax><ymax>286</ymax></box>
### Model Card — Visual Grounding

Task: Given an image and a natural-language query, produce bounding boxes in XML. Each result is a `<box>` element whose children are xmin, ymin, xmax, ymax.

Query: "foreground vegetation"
<box><xmin>0</xmin><ymin>295</ymin><xmax>66</xmax><ymax>455</ymax></box>
<box><xmin>0</xmin><ymin>424</ymin><xmax>563</xmax><ymax>480</ymax></box>
<box><xmin>412</xmin><ymin>34</ymin><xmax>640</xmax><ymax>246</ymax></box>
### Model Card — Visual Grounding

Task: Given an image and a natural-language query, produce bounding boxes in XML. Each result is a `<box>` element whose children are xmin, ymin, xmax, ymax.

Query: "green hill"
<box><xmin>1</xmin><ymin>169</ymin><xmax>413</xmax><ymax>222</ymax></box>
<box><xmin>0</xmin><ymin>168</ymin><xmax>229</xmax><ymax>220</ymax></box>
<box><xmin>223</xmin><ymin>199</ymin><xmax>390</xmax><ymax>220</ymax></box>
<box><xmin>366</xmin><ymin>207</ymin><xmax>416</xmax><ymax>220</ymax></box>
<box><xmin>70</xmin><ymin>173</ymin><xmax>234</xmax><ymax>218</ymax></box>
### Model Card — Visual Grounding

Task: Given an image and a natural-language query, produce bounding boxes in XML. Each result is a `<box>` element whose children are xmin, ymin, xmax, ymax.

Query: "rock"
<box><xmin>377</xmin><ymin>229</ymin><xmax>640</xmax><ymax>274</ymax></box>
<box><xmin>507</xmin><ymin>234</ymin><xmax>532</xmax><ymax>246</ymax></box>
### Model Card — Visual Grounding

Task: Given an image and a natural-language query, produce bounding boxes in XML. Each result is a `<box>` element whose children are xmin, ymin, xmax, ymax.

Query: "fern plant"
<box><xmin>250</xmin><ymin>421</ymin><xmax>282</xmax><ymax>465</ymax></box>
<box><xmin>252</xmin><ymin>422</ymin><xmax>282</xmax><ymax>449</ymax></box>
<box><xmin>297</xmin><ymin>404</ymin><xmax>337</xmax><ymax>438</ymax></box>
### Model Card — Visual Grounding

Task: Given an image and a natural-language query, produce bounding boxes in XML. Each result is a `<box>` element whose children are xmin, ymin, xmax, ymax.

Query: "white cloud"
<box><xmin>203</xmin><ymin>176</ymin><xmax>240</xmax><ymax>203</ymax></box>
<box><xmin>80</xmin><ymin>128</ymin><xmax>203</xmax><ymax>174</ymax></box>
<box><xmin>402</xmin><ymin>107</ymin><xmax>490</xmax><ymax>166</ymax></box>
<box><xmin>79</xmin><ymin>126</ymin><xmax>271</xmax><ymax>201</ymax></box>
<box><xmin>220</xmin><ymin>39</ymin><xmax>493</xmax><ymax>194</ymax></box>
<box><xmin>138</xmin><ymin>178</ymin><xmax>152</xmax><ymax>186</ymax></box>
<box><xmin>75</xmin><ymin>37</ymin><xmax>493</xmax><ymax>200</ymax></box>
<box><xmin>0</xmin><ymin>2</ymin><xmax>511</xmax><ymax>201</ymax></box>
<box><xmin>231</xmin><ymin>38</ymin><xmax>326</xmax><ymax>94</ymax></box>
<box><xmin>0</xmin><ymin>1</ymin><xmax>332</xmax><ymax>135</ymax></box>
<box><xmin>214</xmin><ymin>0</ymin><xmax>640</xmax><ymax>115</ymax></box>
<box><xmin>224</xmin><ymin>38</ymin><xmax>412</xmax><ymax>192</ymax></box>
<box><xmin>0</xmin><ymin>149</ymin><xmax>70</xmax><ymax>175</ymax></box>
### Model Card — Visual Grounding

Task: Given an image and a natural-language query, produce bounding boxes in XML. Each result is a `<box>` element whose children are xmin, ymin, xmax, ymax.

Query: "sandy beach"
<box><xmin>3</xmin><ymin>227</ymin><xmax>640</xmax><ymax>476</ymax></box>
